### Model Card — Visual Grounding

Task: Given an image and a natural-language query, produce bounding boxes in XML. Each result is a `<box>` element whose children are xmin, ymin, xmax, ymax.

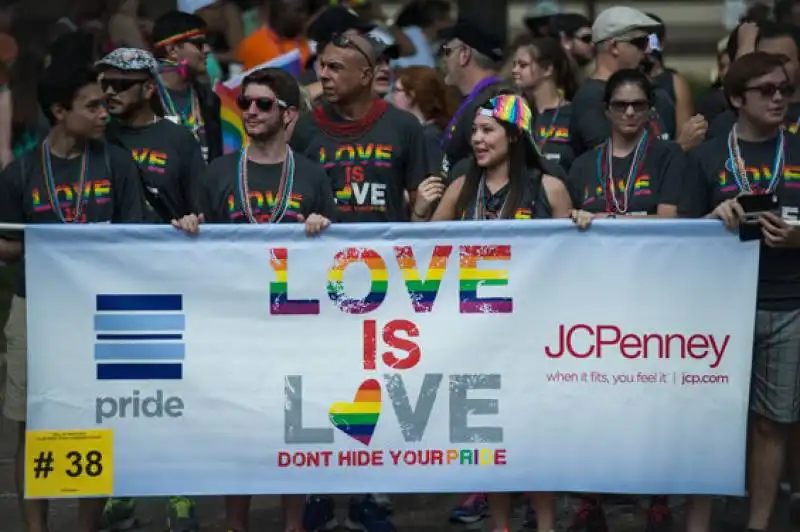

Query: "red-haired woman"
<box><xmin>392</xmin><ymin>65</ymin><xmax>457</xmax><ymax>170</ymax></box>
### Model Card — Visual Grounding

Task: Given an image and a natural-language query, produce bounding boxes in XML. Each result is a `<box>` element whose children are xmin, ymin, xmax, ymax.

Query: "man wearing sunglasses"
<box><xmin>680</xmin><ymin>51</ymin><xmax>800</xmax><ymax>532</ymax></box>
<box><xmin>438</xmin><ymin>16</ymin><xmax>509</xmax><ymax>178</ymax></box>
<box><xmin>97</xmin><ymin>48</ymin><xmax>206</xmax><ymax>223</ymax></box>
<box><xmin>550</xmin><ymin>13</ymin><xmax>595</xmax><ymax>69</ymax></box>
<box><xmin>569</xmin><ymin>6</ymin><xmax>676</xmax><ymax>158</ymax></box>
<box><xmin>290</xmin><ymin>31</ymin><xmax>431</xmax><ymax>226</ymax></box>
<box><xmin>152</xmin><ymin>11</ymin><xmax>223</xmax><ymax>164</ymax></box>
<box><xmin>707</xmin><ymin>21</ymin><xmax>800</xmax><ymax>139</ymax></box>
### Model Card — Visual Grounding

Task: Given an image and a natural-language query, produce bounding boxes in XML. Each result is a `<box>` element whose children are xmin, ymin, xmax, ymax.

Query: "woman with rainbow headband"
<box><xmin>414</xmin><ymin>93</ymin><xmax>572</xmax><ymax>224</ymax></box>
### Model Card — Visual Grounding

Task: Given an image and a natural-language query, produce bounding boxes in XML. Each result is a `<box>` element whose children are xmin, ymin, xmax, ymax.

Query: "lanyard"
<box><xmin>238</xmin><ymin>146</ymin><xmax>295</xmax><ymax>223</ymax></box>
<box><xmin>726</xmin><ymin>124</ymin><xmax>784</xmax><ymax>194</ymax></box>
<box><xmin>442</xmin><ymin>76</ymin><xmax>501</xmax><ymax>147</ymax></box>
<box><xmin>595</xmin><ymin>131</ymin><xmax>649</xmax><ymax>214</ymax></box>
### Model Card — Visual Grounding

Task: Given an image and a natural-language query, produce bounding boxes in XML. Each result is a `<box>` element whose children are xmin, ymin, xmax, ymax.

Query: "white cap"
<box><xmin>592</xmin><ymin>6</ymin><xmax>662</xmax><ymax>44</ymax></box>
<box><xmin>177</xmin><ymin>0</ymin><xmax>217</xmax><ymax>14</ymax></box>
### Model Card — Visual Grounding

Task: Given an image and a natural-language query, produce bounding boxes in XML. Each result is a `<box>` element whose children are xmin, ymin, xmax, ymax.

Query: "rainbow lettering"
<box><xmin>269</xmin><ymin>248</ymin><xmax>320</xmax><ymax>315</ymax></box>
<box><xmin>537</xmin><ymin>126</ymin><xmax>569</xmax><ymax>141</ymax></box>
<box><xmin>633</xmin><ymin>175</ymin><xmax>652</xmax><ymax>196</ymax></box>
<box><xmin>394</xmin><ymin>245</ymin><xmax>453</xmax><ymax>313</ymax></box>
<box><xmin>226</xmin><ymin>191</ymin><xmax>304</xmax><ymax>222</ymax></box>
<box><xmin>328</xmin><ymin>378</ymin><xmax>381</xmax><ymax>446</ymax></box>
<box><xmin>327</xmin><ymin>248</ymin><xmax>387</xmax><ymax>314</ymax></box>
<box><xmin>132</xmin><ymin>149</ymin><xmax>168</xmax><ymax>174</ymax></box>
<box><xmin>514</xmin><ymin>208</ymin><xmax>532</xmax><ymax>219</ymax></box>
<box><xmin>32</xmin><ymin>179</ymin><xmax>112</xmax><ymax>213</ymax></box>
<box><xmin>784</xmin><ymin>165</ymin><xmax>800</xmax><ymax>187</ymax></box>
<box><xmin>459</xmin><ymin>245</ymin><xmax>512</xmax><ymax>314</ymax></box>
<box><xmin>318</xmin><ymin>143</ymin><xmax>393</xmax><ymax>168</ymax></box>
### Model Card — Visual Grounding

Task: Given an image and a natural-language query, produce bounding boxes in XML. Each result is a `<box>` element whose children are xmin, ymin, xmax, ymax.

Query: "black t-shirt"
<box><xmin>652</xmin><ymin>69</ymin><xmax>676</xmax><ymax>105</ymax></box>
<box><xmin>106</xmin><ymin>119</ymin><xmax>206</xmax><ymax>220</ymax></box>
<box><xmin>679</xmin><ymin>132</ymin><xmax>800</xmax><ymax>310</ymax></box>
<box><xmin>441</xmin><ymin>78</ymin><xmax>510</xmax><ymax>174</ymax></box>
<box><xmin>567</xmin><ymin>138</ymin><xmax>684</xmax><ymax>214</ymax></box>
<box><xmin>166</xmin><ymin>87</ymin><xmax>210</xmax><ymax>162</ymax></box>
<box><xmin>534</xmin><ymin>104</ymin><xmax>575</xmax><ymax>174</ymax></box>
<box><xmin>707</xmin><ymin>102</ymin><xmax>800</xmax><ymax>139</ymax></box>
<box><xmin>290</xmin><ymin>103</ymin><xmax>429</xmax><ymax>223</ymax></box>
<box><xmin>569</xmin><ymin>79</ymin><xmax>676</xmax><ymax>158</ymax></box>
<box><xmin>461</xmin><ymin>169</ymin><xmax>553</xmax><ymax>220</ymax></box>
<box><xmin>199</xmin><ymin>150</ymin><xmax>338</xmax><ymax>224</ymax></box>
<box><xmin>422</xmin><ymin>122</ymin><xmax>445</xmax><ymax>179</ymax></box>
<box><xmin>0</xmin><ymin>140</ymin><xmax>148</xmax><ymax>297</ymax></box>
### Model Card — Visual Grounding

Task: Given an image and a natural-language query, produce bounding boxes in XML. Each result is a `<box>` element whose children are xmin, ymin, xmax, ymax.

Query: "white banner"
<box><xmin>24</xmin><ymin>221</ymin><xmax>759</xmax><ymax>498</ymax></box>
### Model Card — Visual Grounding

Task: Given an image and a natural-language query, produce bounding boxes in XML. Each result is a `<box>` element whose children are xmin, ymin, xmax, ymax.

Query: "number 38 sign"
<box><xmin>25</xmin><ymin>430</ymin><xmax>113</xmax><ymax>498</ymax></box>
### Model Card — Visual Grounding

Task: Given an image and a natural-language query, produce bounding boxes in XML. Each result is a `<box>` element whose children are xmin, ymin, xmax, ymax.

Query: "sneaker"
<box><xmin>567</xmin><ymin>497</ymin><xmax>608</xmax><ymax>532</ymax></box>
<box><xmin>645</xmin><ymin>496</ymin><xmax>673</xmax><ymax>532</ymax></box>
<box><xmin>167</xmin><ymin>496</ymin><xmax>199</xmax><ymax>532</ymax></box>
<box><xmin>345</xmin><ymin>496</ymin><xmax>396</xmax><ymax>532</ymax></box>
<box><xmin>449</xmin><ymin>493</ymin><xmax>488</xmax><ymax>524</ymax></box>
<box><xmin>100</xmin><ymin>498</ymin><xmax>138</xmax><ymax>532</ymax></box>
<box><xmin>303</xmin><ymin>495</ymin><xmax>338</xmax><ymax>532</ymax></box>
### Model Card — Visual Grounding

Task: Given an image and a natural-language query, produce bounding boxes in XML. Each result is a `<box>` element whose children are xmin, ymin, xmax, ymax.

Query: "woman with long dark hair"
<box><xmin>565</xmin><ymin>69</ymin><xmax>686</xmax><ymax>532</ymax></box>
<box><xmin>416</xmin><ymin>93</ymin><xmax>572</xmax><ymax>223</ymax></box>
<box><xmin>569</xmin><ymin>68</ymin><xmax>684</xmax><ymax>223</ymax></box>
<box><xmin>511</xmin><ymin>35</ymin><xmax>578</xmax><ymax>174</ymax></box>
<box><xmin>415</xmin><ymin>94</ymin><xmax>571</xmax><ymax>532</ymax></box>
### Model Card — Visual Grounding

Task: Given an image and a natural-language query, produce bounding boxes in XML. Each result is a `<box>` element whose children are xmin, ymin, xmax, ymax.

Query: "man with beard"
<box><xmin>438</xmin><ymin>17</ymin><xmax>508</xmax><ymax>176</ymax></box>
<box><xmin>0</xmin><ymin>61</ymin><xmax>146</xmax><ymax>532</ymax></box>
<box><xmin>550</xmin><ymin>13</ymin><xmax>595</xmax><ymax>71</ymax></box>
<box><xmin>152</xmin><ymin>11</ymin><xmax>223</xmax><ymax>163</ymax></box>
<box><xmin>707</xmin><ymin>21</ymin><xmax>800</xmax><ymax>138</ymax></box>
<box><xmin>174</xmin><ymin>67</ymin><xmax>333</xmax><ymax>532</ymax></box>
<box><xmin>290</xmin><ymin>31</ymin><xmax>434</xmax><ymax>224</ymax></box>
<box><xmin>97</xmin><ymin>48</ymin><xmax>205</xmax><ymax>222</ymax></box>
<box><xmin>569</xmin><ymin>7</ymin><xmax>684</xmax><ymax>157</ymax></box>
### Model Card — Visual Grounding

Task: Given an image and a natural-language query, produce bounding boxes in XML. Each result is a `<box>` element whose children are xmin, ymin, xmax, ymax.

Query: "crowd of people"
<box><xmin>1</xmin><ymin>0</ymin><xmax>800</xmax><ymax>531</ymax></box>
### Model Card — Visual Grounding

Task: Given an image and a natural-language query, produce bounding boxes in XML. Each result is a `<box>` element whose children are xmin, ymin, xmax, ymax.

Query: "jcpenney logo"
<box><xmin>544</xmin><ymin>324</ymin><xmax>730</xmax><ymax>369</ymax></box>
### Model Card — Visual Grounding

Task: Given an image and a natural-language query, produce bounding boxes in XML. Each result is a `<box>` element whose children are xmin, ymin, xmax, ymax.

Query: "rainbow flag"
<box><xmin>214</xmin><ymin>49</ymin><xmax>304</xmax><ymax>154</ymax></box>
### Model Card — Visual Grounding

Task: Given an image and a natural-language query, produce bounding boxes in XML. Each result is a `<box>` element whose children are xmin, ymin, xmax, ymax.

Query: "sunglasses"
<box><xmin>184</xmin><ymin>37</ymin><xmax>208</xmax><ymax>48</ymax></box>
<box><xmin>608</xmin><ymin>99</ymin><xmax>650</xmax><ymax>113</ymax></box>
<box><xmin>100</xmin><ymin>78</ymin><xmax>147</xmax><ymax>93</ymax></box>
<box><xmin>236</xmin><ymin>95</ymin><xmax>287</xmax><ymax>112</ymax></box>
<box><xmin>575</xmin><ymin>34</ymin><xmax>593</xmax><ymax>44</ymax></box>
<box><xmin>331</xmin><ymin>33</ymin><xmax>373</xmax><ymax>67</ymax></box>
<box><xmin>625</xmin><ymin>36</ymin><xmax>650</xmax><ymax>51</ymax></box>
<box><xmin>744</xmin><ymin>83</ymin><xmax>795</xmax><ymax>98</ymax></box>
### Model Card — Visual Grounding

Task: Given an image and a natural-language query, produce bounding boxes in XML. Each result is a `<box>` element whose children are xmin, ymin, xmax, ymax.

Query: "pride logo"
<box><xmin>328</xmin><ymin>379</ymin><xmax>381</xmax><ymax>446</ymax></box>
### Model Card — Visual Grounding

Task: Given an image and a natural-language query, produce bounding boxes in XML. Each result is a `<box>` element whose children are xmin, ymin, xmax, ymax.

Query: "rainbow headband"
<box><xmin>478</xmin><ymin>94</ymin><xmax>533</xmax><ymax>135</ymax></box>
<box><xmin>154</xmin><ymin>28</ymin><xmax>206</xmax><ymax>48</ymax></box>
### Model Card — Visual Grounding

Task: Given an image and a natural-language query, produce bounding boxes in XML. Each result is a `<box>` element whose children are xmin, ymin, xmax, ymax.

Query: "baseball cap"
<box><xmin>550</xmin><ymin>13</ymin><xmax>592</xmax><ymax>36</ymax></box>
<box><xmin>439</xmin><ymin>17</ymin><xmax>505</xmax><ymax>63</ymax></box>
<box><xmin>591</xmin><ymin>6</ymin><xmax>662</xmax><ymax>44</ymax></box>
<box><xmin>95</xmin><ymin>48</ymin><xmax>158</xmax><ymax>73</ymax></box>
<box><xmin>307</xmin><ymin>6</ymin><xmax>375</xmax><ymax>44</ymax></box>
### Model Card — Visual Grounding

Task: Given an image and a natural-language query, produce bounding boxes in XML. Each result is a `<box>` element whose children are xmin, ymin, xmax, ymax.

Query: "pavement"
<box><xmin>1</xmin><ymin>414</ymin><xmax>799</xmax><ymax>532</ymax></box>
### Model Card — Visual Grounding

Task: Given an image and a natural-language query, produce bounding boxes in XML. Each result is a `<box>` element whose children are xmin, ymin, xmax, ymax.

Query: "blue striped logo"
<box><xmin>94</xmin><ymin>294</ymin><xmax>185</xmax><ymax>380</ymax></box>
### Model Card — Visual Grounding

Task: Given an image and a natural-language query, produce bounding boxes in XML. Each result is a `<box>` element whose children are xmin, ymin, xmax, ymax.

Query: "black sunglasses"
<box><xmin>608</xmin><ymin>99</ymin><xmax>650</xmax><ymax>113</ymax></box>
<box><xmin>575</xmin><ymin>34</ymin><xmax>593</xmax><ymax>44</ymax></box>
<box><xmin>744</xmin><ymin>83</ymin><xmax>795</xmax><ymax>98</ymax></box>
<box><xmin>236</xmin><ymin>95</ymin><xmax>287</xmax><ymax>112</ymax></box>
<box><xmin>331</xmin><ymin>33</ymin><xmax>373</xmax><ymax>67</ymax></box>
<box><xmin>100</xmin><ymin>78</ymin><xmax>147</xmax><ymax>93</ymax></box>
<box><xmin>184</xmin><ymin>37</ymin><xmax>208</xmax><ymax>48</ymax></box>
<box><xmin>625</xmin><ymin>36</ymin><xmax>650</xmax><ymax>51</ymax></box>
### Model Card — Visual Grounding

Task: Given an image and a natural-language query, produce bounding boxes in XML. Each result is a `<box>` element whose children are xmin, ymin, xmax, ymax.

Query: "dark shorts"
<box><xmin>751</xmin><ymin>309</ymin><xmax>800</xmax><ymax>423</ymax></box>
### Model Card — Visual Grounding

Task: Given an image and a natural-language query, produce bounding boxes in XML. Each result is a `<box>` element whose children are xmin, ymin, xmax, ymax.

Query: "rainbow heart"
<box><xmin>329</xmin><ymin>379</ymin><xmax>381</xmax><ymax>446</ymax></box>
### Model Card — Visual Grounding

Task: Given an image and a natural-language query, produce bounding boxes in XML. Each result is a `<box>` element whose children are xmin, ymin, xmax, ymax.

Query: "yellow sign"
<box><xmin>25</xmin><ymin>430</ymin><xmax>113</xmax><ymax>498</ymax></box>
